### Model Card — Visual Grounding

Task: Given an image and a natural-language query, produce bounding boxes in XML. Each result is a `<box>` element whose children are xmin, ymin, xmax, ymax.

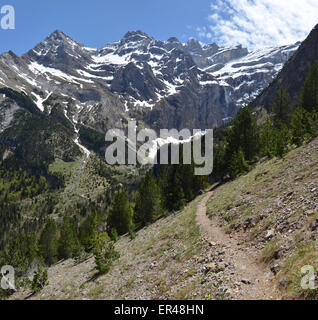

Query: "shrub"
<box><xmin>31</xmin><ymin>267</ymin><xmax>49</xmax><ymax>294</ymax></box>
<box><xmin>93</xmin><ymin>233</ymin><xmax>120</xmax><ymax>275</ymax></box>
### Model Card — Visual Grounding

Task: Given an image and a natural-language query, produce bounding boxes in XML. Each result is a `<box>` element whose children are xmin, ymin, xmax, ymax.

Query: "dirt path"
<box><xmin>196</xmin><ymin>192</ymin><xmax>281</xmax><ymax>300</ymax></box>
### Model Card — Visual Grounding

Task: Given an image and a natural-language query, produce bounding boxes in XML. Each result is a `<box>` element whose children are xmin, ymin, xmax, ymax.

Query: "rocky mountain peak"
<box><xmin>121</xmin><ymin>30</ymin><xmax>151</xmax><ymax>43</ymax></box>
<box><xmin>0</xmin><ymin>28</ymin><xmax>300</xmax><ymax>133</ymax></box>
<box><xmin>167</xmin><ymin>37</ymin><xmax>180</xmax><ymax>43</ymax></box>
<box><xmin>48</xmin><ymin>30</ymin><xmax>70</xmax><ymax>41</ymax></box>
<box><xmin>25</xmin><ymin>29</ymin><xmax>91</xmax><ymax>70</ymax></box>
<box><xmin>185</xmin><ymin>39</ymin><xmax>203</xmax><ymax>55</ymax></box>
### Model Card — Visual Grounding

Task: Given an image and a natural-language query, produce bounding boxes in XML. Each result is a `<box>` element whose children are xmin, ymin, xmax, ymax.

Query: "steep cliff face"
<box><xmin>253</xmin><ymin>24</ymin><xmax>318</xmax><ymax>109</ymax></box>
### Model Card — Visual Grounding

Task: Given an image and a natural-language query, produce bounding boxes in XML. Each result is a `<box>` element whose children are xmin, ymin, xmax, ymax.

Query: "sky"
<box><xmin>0</xmin><ymin>0</ymin><xmax>317</xmax><ymax>55</ymax></box>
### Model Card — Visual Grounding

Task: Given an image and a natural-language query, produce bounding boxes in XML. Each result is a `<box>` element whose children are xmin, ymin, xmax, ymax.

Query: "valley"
<box><xmin>9</xmin><ymin>135</ymin><xmax>318</xmax><ymax>300</ymax></box>
<box><xmin>1</xmin><ymin>22</ymin><xmax>318</xmax><ymax>302</ymax></box>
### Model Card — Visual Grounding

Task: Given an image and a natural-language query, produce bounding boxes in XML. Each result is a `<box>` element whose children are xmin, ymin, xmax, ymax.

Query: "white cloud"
<box><xmin>198</xmin><ymin>0</ymin><xmax>318</xmax><ymax>49</ymax></box>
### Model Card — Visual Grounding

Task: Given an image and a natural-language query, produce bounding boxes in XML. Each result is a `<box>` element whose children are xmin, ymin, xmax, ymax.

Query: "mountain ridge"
<box><xmin>253</xmin><ymin>23</ymin><xmax>318</xmax><ymax>109</ymax></box>
<box><xmin>0</xmin><ymin>30</ymin><xmax>299</xmax><ymax>136</ymax></box>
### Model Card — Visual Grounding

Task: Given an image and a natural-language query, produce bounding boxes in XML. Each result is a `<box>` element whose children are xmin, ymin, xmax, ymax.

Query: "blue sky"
<box><xmin>0</xmin><ymin>0</ymin><xmax>213</xmax><ymax>54</ymax></box>
<box><xmin>0</xmin><ymin>0</ymin><xmax>318</xmax><ymax>55</ymax></box>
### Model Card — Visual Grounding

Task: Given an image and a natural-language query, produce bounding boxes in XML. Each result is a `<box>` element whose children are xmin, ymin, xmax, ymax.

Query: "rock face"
<box><xmin>0</xmin><ymin>29</ymin><xmax>299</xmax><ymax>134</ymax></box>
<box><xmin>253</xmin><ymin>23</ymin><xmax>318</xmax><ymax>109</ymax></box>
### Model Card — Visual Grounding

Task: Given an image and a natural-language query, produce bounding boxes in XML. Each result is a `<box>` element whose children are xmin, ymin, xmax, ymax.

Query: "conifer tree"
<box><xmin>273</xmin><ymin>123</ymin><xmax>290</xmax><ymax>158</ymax></box>
<box><xmin>93</xmin><ymin>232</ymin><xmax>119</xmax><ymax>275</ymax></box>
<box><xmin>291</xmin><ymin>107</ymin><xmax>313</xmax><ymax>146</ymax></box>
<box><xmin>271</xmin><ymin>88</ymin><xmax>292</xmax><ymax>126</ymax></box>
<box><xmin>168</xmin><ymin>167</ymin><xmax>186</xmax><ymax>211</ymax></box>
<box><xmin>4</xmin><ymin>233</ymin><xmax>39</xmax><ymax>276</ymax></box>
<box><xmin>229</xmin><ymin>148</ymin><xmax>249</xmax><ymax>179</ymax></box>
<box><xmin>108</xmin><ymin>190</ymin><xmax>133</xmax><ymax>235</ymax></box>
<box><xmin>79</xmin><ymin>210</ymin><xmax>100</xmax><ymax>251</ymax></box>
<box><xmin>58</xmin><ymin>216</ymin><xmax>80</xmax><ymax>260</ymax></box>
<box><xmin>135</xmin><ymin>172</ymin><xmax>162</xmax><ymax>226</ymax></box>
<box><xmin>226</xmin><ymin>105</ymin><xmax>259</xmax><ymax>162</ymax></box>
<box><xmin>301</xmin><ymin>62</ymin><xmax>318</xmax><ymax>113</ymax></box>
<box><xmin>213</xmin><ymin>142</ymin><xmax>227</xmax><ymax>180</ymax></box>
<box><xmin>259</xmin><ymin>118</ymin><xmax>276</xmax><ymax>158</ymax></box>
<box><xmin>39</xmin><ymin>220</ymin><xmax>58</xmax><ymax>266</ymax></box>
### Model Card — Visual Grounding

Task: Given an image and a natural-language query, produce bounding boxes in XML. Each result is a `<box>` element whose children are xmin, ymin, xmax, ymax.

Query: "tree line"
<box><xmin>213</xmin><ymin>62</ymin><xmax>318</xmax><ymax>180</ymax></box>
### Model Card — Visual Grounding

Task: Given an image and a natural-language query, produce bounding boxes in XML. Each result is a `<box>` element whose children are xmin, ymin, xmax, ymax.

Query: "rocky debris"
<box><xmin>270</xmin><ymin>264</ymin><xmax>280</xmax><ymax>275</ymax></box>
<box><xmin>206</xmin><ymin>137</ymin><xmax>318</xmax><ymax>299</ymax></box>
<box><xmin>209</xmin><ymin>241</ymin><xmax>217</xmax><ymax>247</ymax></box>
<box><xmin>205</xmin><ymin>262</ymin><xmax>217</xmax><ymax>273</ymax></box>
<box><xmin>279</xmin><ymin>277</ymin><xmax>287</xmax><ymax>290</ymax></box>
<box><xmin>241</xmin><ymin>279</ymin><xmax>252</xmax><ymax>285</ymax></box>
<box><xmin>265</xmin><ymin>230</ymin><xmax>274</xmax><ymax>240</ymax></box>
<box><xmin>309</xmin><ymin>219</ymin><xmax>318</xmax><ymax>232</ymax></box>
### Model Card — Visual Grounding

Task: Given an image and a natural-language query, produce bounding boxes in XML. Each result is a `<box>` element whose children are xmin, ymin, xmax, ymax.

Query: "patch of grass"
<box><xmin>184</xmin><ymin>268</ymin><xmax>197</xmax><ymax>279</ymax></box>
<box><xmin>308</xmin><ymin>210</ymin><xmax>318</xmax><ymax>221</ymax></box>
<box><xmin>283</xmin><ymin>241</ymin><xmax>318</xmax><ymax>299</ymax></box>
<box><xmin>125</xmin><ymin>275</ymin><xmax>137</xmax><ymax>289</ymax></box>
<box><xmin>159</xmin><ymin>259</ymin><xmax>169</xmax><ymax>272</ymax></box>
<box><xmin>261</xmin><ymin>239</ymin><xmax>280</xmax><ymax>263</ymax></box>
<box><xmin>49</xmin><ymin>158</ymin><xmax>79</xmax><ymax>183</ymax></box>
<box><xmin>172</xmin><ymin>281</ymin><xmax>196</xmax><ymax>300</ymax></box>
<box><xmin>88</xmin><ymin>283</ymin><xmax>105</xmax><ymax>299</ymax></box>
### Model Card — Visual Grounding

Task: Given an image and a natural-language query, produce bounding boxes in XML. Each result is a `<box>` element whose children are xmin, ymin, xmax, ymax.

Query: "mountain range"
<box><xmin>0</xmin><ymin>30</ymin><xmax>299</xmax><ymax>135</ymax></box>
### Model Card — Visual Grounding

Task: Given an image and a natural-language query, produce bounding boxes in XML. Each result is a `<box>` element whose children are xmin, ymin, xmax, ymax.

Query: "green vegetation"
<box><xmin>39</xmin><ymin>220</ymin><xmax>58</xmax><ymax>266</ymax></box>
<box><xmin>135</xmin><ymin>171</ymin><xmax>163</xmax><ymax>226</ymax></box>
<box><xmin>108</xmin><ymin>190</ymin><xmax>134</xmax><ymax>235</ymax></box>
<box><xmin>283</xmin><ymin>242</ymin><xmax>318</xmax><ymax>299</ymax></box>
<box><xmin>301</xmin><ymin>61</ymin><xmax>318</xmax><ymax>114</ymax></box>
<box><xmin>1</xmin><ymin>60</ymin><xmax>318</xmax><ymax>300</ymax></box>
<box><xmin>261</xmin><ymin>239</ymin><xmax>280</xmax><ymax>263</ymax></box>
<box><xmin>58</xmin><ymin>216</ymin><xmax>81</xmax><ymax>260</ymax></box>
<box><xmin>93</xmin><ymin>233</ymin><xmax>119</xmax><ymax>275</ymax></box>
<box><xmin>31</xmin><ymin>267</ymin><xmax>49</xmax><ymax>294</ymax></box>
<box><xmin>213</xmin><ymin>63</ymin><xmax>318</xmax><ymax>181</ymax></box>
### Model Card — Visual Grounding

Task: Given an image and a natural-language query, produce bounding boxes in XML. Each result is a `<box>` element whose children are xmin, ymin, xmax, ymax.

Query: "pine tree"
<box><xmin>168</xmin><ymin>167</ymin><xmax>186</xmax><ymax>211</ymax></box>
<box><xmin>108</xmin><ymin>190</ymin><xmax>134</xmax><ymax>235</ymax></box>
<box><xmin>135</xmin><ymin>172</ymin><xmax>162</xmax><ymax>226</ymax></box>
<box><xmin>273</xmin><ymin>123</ymin><xmax>290</xmax><ymax>158</ymax></box>
<box><xmin>5</xmin><ymin>233</ymin><xmax>39</xmax><ymax>276</ymax></box>
<box><xmin>58</xmin><ymin>216</ymin><xmax>80</xmax><ymax>260</ymax></box>
<box><xmin>226</xmin><ymin>105</ymin><xmax>259</xmax><ymax>162</ymax></box>
<box><xmin>213</xmin><ymin>142</ymin><xmax>227</xmax><ymax>180</ymax></box>
<box><xmin>79</xmin><ymin>210</ymin><xmax>100</xmax><ymax>251</ymax></box>
<box><xmin>31</xmin><ymin>266</ymin><xmax>49</xmax><ymax>294</ymax></box>
<box><xmin>291</xmin><ymin>107</ymin><xmax>313</xmax><ymax>146</ymax></box>
<box><xmin>93</xmin><ymin>232</ymin><xmax>119</xmax><ymax>275</ymax></box>
<box><xmin>301</xmin><ymin>62</ymin><xmax>318</xmax><ymax>113</ymax></box>
<box><xmin>271</xmin><ymin>88</ymin><xmax>292</xmax><ymax>126</ymax></box>
<box><xmin>179</xmin><ymin>164</ymin><xmax>195</xmax><ymax>201</ymax></box>
<box><xmin>229</xmin><ymin>148</ymin><xmax>249</xmax><ymax>179</ymax></box>
<box><xmin>39</xmin><ymin>220</ymin><xmax>58</xmax><ymax>266</ymax></box>
<box><xmin>259</xmin><ymin>118</ymin><xmax>276</xmax><ymax>158</ymax></box>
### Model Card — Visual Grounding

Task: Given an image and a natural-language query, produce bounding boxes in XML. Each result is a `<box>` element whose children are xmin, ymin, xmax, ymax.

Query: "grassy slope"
<box><xmin>207</xmin><ymin>137</ymin><xmax>318</xmax><ymax>299</ymax></box>
<box><xmin>10</xmin><ymin>138</ymin><xmax>318</xmax><ymax>300</ymax></box>
<box><xmin>12</xmin><ymin>195</ymin><xmax>220</xmax><ymax>300</ymax></box>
